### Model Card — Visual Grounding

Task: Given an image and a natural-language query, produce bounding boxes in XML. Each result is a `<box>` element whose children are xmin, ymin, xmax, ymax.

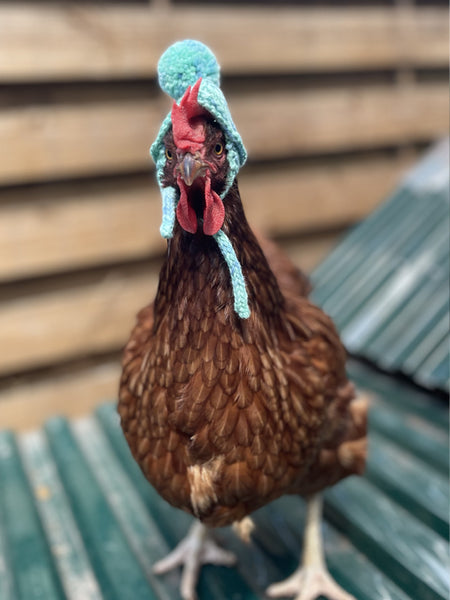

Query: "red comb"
<box><xmin>171</xmin><ymin>79</ymin><xmax>208</xmax><ymax>153</ymax></box>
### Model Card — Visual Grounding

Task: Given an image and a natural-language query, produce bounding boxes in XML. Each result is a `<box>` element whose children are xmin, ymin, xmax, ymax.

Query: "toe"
<box><xmin>266</xmin><ymin>567</ymin><xmax>356</xmax><ymax>600</ymax></box>
<box><xmin>320</xmin><ymin>574</ymin><xmax>356</xmax><ymax>600</ymax></box>
<box><xmin>153</xmin><ymin>548</ymin><xmax>185</xmax><ymax>574</ymax></box>
<box><xmin>201</xmin><ymin>538</ymin><xmax>236</xmax><ymax>566</ymax></box>
<box><xmin>266</xmin><ymin>568</ymin><xmax>304</xmax><ymax>598</ymax></box>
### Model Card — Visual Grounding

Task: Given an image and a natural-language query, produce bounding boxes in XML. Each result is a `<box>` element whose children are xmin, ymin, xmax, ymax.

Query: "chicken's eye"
<box><xmin>165</xmin><ymin>148</ymin><xmax>173</xmax><ymax>161</ymax></box>
<box><xmin>214</xmin><ymin>143</ymin><xmax>224</xmax><ymax>156</ymax></box>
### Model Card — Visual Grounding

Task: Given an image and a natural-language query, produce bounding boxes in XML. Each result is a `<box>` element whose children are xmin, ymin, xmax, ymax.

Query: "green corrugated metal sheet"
<box><xmin>312</xmin><ymin>139</ymin><xmax>450</xmax><ymax>392</ymax></box>
<box><xmin>0</xmin><ymin>360</ymin><xmax>449</xmax><ymax>600</ymax></box>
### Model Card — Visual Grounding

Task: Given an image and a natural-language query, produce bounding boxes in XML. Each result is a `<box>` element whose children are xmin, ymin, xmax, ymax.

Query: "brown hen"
<box><xmin>119</xmin><ymin>41</ymin><xmax>367</xmax><ymax>600</ymax></box>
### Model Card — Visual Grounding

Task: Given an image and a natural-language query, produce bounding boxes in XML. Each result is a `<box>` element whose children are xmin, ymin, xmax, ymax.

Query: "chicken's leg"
<box><xmin>153</xmin><ymin>521</ymin><xmax>236</xmax><ymax>600</ymax></box>
<box><xmin>266</xmin><ymin>494</ymin><xmax>355</xmax><ymax>600</ymax></box>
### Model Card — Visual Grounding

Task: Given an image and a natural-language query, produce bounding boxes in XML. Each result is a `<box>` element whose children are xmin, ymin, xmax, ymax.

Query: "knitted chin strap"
<box><xmin>150</xmin><ymin>40</ymin><xmax>250</xmax><ymax>319</ymax></box>
<box><xmin>213</xmin><ymin>230</ymin><xmax>250</xmax><ymax>319</ymax></box>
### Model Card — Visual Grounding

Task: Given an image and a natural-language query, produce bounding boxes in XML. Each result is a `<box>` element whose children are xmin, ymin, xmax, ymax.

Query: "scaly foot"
<box><xmin>267</xmin><ymin>565</ymin><xmax>355</xmax><ymax>600</ymax></box>
<box><xmin>153</xmin><ymin>521</ymin><xmax>236</xmax><ymax>600</ymax></box>
<box><xmin>266</xmin><ymin>494</ymin><xmax>355</xmax><ymax>600</ymax></box>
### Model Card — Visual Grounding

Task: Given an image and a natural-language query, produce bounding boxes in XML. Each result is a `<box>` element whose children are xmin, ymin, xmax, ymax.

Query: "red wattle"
<box><xmin>203</xmin><ymin>176</ymin><xmax>225</xmax><ymax>236</ymax></box>
<box><xmin>176</xmin><ymin>179</ymin><xmax>197</xmax><ymax>234</ymax></box>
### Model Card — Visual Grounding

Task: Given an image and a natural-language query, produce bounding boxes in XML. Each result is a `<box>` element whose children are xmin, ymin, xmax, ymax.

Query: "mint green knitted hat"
<box><xmin>150</xmin><ymin>40</ymin><xmax>247</xmax><ymax>237</ymax></box>
<box><xmin>150</xmin><ymin>40</ymin><xmax>250</xmax><ymax>319</ymax></box>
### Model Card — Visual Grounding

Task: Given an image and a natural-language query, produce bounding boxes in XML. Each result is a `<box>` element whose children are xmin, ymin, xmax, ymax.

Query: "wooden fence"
<box><xmin>0</xmin><ymin>2</ymin><xmax>448</xmax><ymax>429</ymax></box>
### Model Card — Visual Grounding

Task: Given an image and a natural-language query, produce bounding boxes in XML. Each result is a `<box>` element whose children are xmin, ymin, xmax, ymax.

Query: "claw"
<box><xmin>153</xmin><ymin>522</ymin><xmax>236</xmax><ymax>600</ymax></box>
<box><xmin>267</xmin><ymin>565</ymin><xmax>355</xmax><ymax>600</ymax></box>
<box><xmin>267</xmin><ymin>494</ymin><xmax>355</xmax><ymax>600</ymax></box>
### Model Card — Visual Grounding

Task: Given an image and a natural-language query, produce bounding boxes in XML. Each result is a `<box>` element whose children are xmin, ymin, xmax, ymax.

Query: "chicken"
<box><xmin>118</xmin><ymin>40</ymin><xmax>367</xmax><ymax>600</ymax></box>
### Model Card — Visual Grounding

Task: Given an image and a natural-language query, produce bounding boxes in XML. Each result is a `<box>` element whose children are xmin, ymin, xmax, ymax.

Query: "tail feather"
<box><xmin>297</xmin><ymin>391</ymin><xmax>369</xmax><ymax>497</ymax></box>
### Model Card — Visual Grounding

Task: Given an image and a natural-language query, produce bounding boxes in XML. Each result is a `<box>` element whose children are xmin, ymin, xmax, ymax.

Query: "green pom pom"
<box><xmin>157</xmin><ymin>40</ymin><xmax>220</xmax><ymax>101</ymax></box>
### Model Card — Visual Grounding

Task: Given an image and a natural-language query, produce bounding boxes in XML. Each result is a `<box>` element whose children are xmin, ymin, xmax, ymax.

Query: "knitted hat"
<box><xmin>151</xmin><ymin>40</ymin><xmax>246</xmax><ymax>215</ymax></box>
<box><xmin>150</xmin><ymin>40</ymin><xmax>250</xmax><ymax>319</ymax></box>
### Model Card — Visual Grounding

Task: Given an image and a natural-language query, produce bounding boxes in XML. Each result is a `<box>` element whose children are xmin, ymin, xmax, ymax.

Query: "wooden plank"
<box><xmin>0</xmin><ymin>265</ymin><xmax>159</xmax><ymax>376</ymax></box>
<box><xmin>0</xmin><ymin>5</ymin><xmax>447</xmax><ymax>82</ymax></box>
<box><xmin>0</xmin><ymin>360</ymin><xmax>121</xmax><ymax>432</ymax></box>
<box><xmin>0</xmin><ymin>150</ymin><xmax>414</xmax><ymax>376</ymax></box>
<box><xmin>235</xmin><ymin>83</ymin><xmax>448</xmax><ymax>161</ymax></box>
<box><xmin>0</xmin><ymin>231</ymin><xmax>339</xmax><ymax>429</ymax></box>
<box><xmin>0</xmin><ymin>3</ymin><xmax>448</xmax><ymax>81</ymax></box>
<box><xmin>0</xmin><ymin>82</ymin><xmax>447</xmax><ymax>185</ymax></box>
<box><xmin>0</xmin><ymin>153</ymin><xmax>414</xmax><ymax>281</ymax></box>
<box><xmin>0</xmin><ymin>177</ymin><xmax>166</xmax><ymax>282</ymax></box>
<box><xmin>240</xmin><ymin>153</ymin><xmax>414</xmax><ymax>236</ymax></box>
<box><xmin>277</xmin><ymin>231</ymin><xmax>343</xmax><ymax>274</ymax></box>
<box><xmin>0</xmin><ymin>99</ymin><xmax>160</xmax><ymax>185</ymax></box>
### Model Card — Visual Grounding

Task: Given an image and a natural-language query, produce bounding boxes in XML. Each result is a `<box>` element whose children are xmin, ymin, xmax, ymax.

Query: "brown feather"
<box><xmin>119</xmin><ymin>159</ymin><xmax>367</xmax><ymax>526</ymax></box>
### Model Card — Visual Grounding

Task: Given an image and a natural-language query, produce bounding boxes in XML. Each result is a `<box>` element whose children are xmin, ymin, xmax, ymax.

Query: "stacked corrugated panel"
<box><xmin>312</xmin><ymin>139</ymin><xmax>449</xmax><ymax>392</ymax></box>
<box><xmin>0</xmin><ymin>360</ymin><xmax>449</xmax><ymax>600</ymax></box>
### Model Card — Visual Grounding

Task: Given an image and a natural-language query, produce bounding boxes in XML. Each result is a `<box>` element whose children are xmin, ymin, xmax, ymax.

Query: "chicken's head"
<box><xmin>150</xmin><ymin>40</ymin><xmax>246</xmax><ymax>240</ymax></box>
<box><xmin>150</xmin><ymin>40</ymin><xmax>250</xmax><ymax>319</ymax></box>
<box><xmin>161</xmin><ymin>79</ymin><xmax>230</xmax><ymax>236</ymax></box>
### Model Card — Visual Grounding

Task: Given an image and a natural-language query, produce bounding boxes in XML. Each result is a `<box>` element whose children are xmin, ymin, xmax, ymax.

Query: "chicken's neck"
<box><xmin>154</xmin><ymin>181</ymin><xmax>285</xmax><ymax>331</ymax></box>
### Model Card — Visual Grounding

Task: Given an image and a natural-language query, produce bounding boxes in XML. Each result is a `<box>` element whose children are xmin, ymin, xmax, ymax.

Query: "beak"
<box><xmin>179</xmin><ymin>153</ymin><xmax>207</xmax><ymax>186</ymax></box>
